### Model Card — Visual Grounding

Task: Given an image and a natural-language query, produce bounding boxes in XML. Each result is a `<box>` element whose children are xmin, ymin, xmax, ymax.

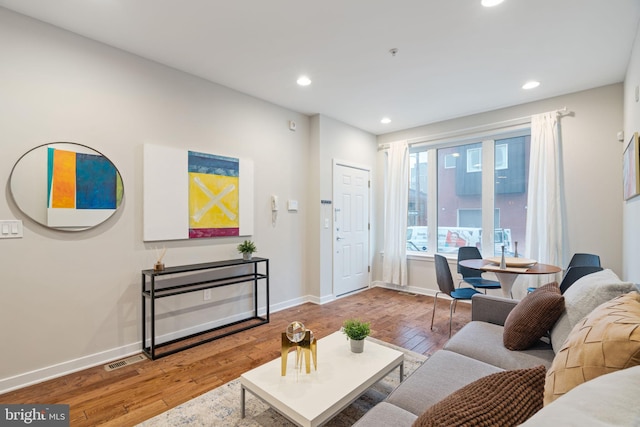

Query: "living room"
<box><xmin>1</xmin><ymin>1</ymin><xmax>640</xmax><ymax>423</ymax></box>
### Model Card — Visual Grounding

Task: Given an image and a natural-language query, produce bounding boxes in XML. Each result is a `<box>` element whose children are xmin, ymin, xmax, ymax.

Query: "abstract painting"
<box><xmin>188</xmin><ymin>151</ymin><xmax>240</xmax><ymax>238</ymax></box>
<box><xmin>47</xmin><ymin>147</ymin><xmax>123</xmax><ymax>227</ymax></box>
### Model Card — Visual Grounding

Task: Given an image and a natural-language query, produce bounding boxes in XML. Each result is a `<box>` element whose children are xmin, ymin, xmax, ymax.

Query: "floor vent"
<box><xmin>104</xmin><ymin>354</ymin><xmax>147</xmax><ymax>372</ymax></box>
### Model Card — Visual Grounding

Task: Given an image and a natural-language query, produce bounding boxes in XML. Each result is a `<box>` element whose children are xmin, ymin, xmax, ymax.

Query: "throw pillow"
<box><xmin>412</xmin><ymin>366</ymin><xmax>546</xmax><ymax>427</ymax></box>
<box><xmin>503</xmin><ymin>282</ymin><xmax>564</xmax><ymax>350</ymax></box>
<box><xmin>537</xmin><ymin>281</ymin><xmax>561</xmax><ymax>294</ymax></box>
<box><xmin>549</xmin><ymin>269</ymin><xmax>638</xmax><ymax>352</ymax></box>
<box><xmin>544</xmin><ymin>291</ymin><xmax>640</xmax><ymax>405</ymax></box>
<box><xmin>522</xmin><ymin>366</ymin><xmax>640</xmax><ymax>426</ymax></box>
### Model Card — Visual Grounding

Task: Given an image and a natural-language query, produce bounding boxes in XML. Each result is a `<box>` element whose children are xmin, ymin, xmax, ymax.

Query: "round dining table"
<box><xmin>458</xmin><ymin>258</ymin><xmax>562</xmax><ymax>298</ymax></box>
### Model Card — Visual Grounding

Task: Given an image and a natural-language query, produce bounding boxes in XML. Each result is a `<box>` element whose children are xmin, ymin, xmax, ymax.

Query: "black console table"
<box><xmin>141</xmin><ymin>257</ymin><xmax>269</xmax><ymax>359</ymax></box>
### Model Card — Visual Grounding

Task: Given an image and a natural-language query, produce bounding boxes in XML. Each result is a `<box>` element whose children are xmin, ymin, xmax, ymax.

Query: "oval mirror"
<box><xmin>9</xmin><ymin>142</ymin><xmax>124</xmax><ymax>231</ymax></box>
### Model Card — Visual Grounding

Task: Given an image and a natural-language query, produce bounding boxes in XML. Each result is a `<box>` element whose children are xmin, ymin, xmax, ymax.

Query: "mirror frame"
<box><xmin>9</xmin><ymin>142</ymin><xmax>124</xmax><ymax>231</ymax></box>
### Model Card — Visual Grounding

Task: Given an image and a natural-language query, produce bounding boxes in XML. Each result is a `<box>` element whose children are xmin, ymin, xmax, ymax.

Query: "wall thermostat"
<box><xmin>288</xmin><ymin>120</ymin><xmax>296</xmax><ymax>131</ymax></box>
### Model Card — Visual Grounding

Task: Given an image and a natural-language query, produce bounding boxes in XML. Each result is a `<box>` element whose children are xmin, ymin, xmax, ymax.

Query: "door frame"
<box><xmin>332</xmin><ymin>159</ymin><xmax>372</xmax><ymax>297</ymax></box>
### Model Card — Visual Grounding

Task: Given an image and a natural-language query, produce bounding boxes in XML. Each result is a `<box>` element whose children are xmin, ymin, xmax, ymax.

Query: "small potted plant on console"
<box><xmin>237</xmin><ymin>240</ymin><xmax>257</xmax><ymax>261</ymax></box>
<box><xmin>342</xmin><ymin>318</ymin><xmax>371</xmax><ymax>353</ymax></box>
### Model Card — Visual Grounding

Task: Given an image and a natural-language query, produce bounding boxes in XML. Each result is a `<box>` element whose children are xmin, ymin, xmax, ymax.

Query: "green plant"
<box><xmin>341</xmin><ymin>318</ymin><xmax>371</xmax><ymax>341</ymax></box>
<box><xmin>237</xmin><ymin>240</ymin><xmax>257</xmax><ymax>254</ymax></box>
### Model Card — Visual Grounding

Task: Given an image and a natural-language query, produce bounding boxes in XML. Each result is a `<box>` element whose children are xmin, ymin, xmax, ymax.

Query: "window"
<box><xmin>439</xmin><ymin>143</ymin><xmax>483</xmax><ymax>253</ymax></box>
<box><xmin>465</xmin><ymin>144</ymin><xmax>508</xmax><ymax>172</ymax></box>
<box><xmin>493</xmin><ymin>135</ymin><xmax>529</xmax><ymax>256</ymax></box>
<box><xmin>466</xmin><ymin>147</ymin><xmax>482</xmax><ymax>173</ymax></box>
<box><xmin>443</xmin><ymin>153</ymin><xmax>458</xmax><ymax>169</ymax></box>
<box><xmin>496</xmin><ymin>144</ymin><xmax>508</xmax><ymax>170</ymax></box>
<box><xmin>406</xmin><ymin>128</ymin><xmax>530</xmax><ymax>256</ymax></box>
<box><xmin>408</xmin><ymin>150</ymin><xmax>428</xmax><ymax>228</ymax></box>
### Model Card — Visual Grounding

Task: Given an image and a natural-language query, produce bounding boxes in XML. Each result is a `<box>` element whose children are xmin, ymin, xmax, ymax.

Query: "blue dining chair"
<box><xmin>527</xmin><ymin>252</ymin><xmax>601</xmax><ymax>293</ymax></box>
<box><xmin>432</xmin><ymin>254</ymin><xmax>481</xmax><ymax>337</ymax></box>
<box><xmin>457</xmin><ymin>246</ymin><xmax>501</xmax><ymax>293</ymax></box>
<box><xmin>558</xmin><ymin>266</ymin><xmax>603</xmax><ymax>294</ymax></box>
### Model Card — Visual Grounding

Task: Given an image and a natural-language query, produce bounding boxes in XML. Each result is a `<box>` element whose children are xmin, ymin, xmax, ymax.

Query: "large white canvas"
<box><xmin>143</xmin><ymin>144</ymin><xmax>254</xmax><ymax>242</ymax></box>
<box><xmin>143</xmin><ymin>144</ymin><xmax>189</xmax><ymax>241</ymax></box>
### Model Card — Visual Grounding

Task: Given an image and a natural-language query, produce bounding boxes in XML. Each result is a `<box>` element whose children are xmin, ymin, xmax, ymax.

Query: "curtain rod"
<box><xmin>380</xmin><ymin>107</ymin><xmax>571</xmax><ymax>149</ymax></box>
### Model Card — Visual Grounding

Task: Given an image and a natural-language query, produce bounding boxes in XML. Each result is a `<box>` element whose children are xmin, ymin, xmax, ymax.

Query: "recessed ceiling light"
<box><xmin>522</xmin><ymin>80</ymin><xmax>540</xmax><ymax>90</ymax></box>
<box><xmin>481</xmin><ymin>0</ymin><xmax>504</xmax><ymax>6</ymax></box>
<box><xmin>296</xmin><ymin>76</ymin><xmax>311</xmax><ymax>86</ymax></box>
<box><xmin>380</xmin><ymin>117</ymin><xmax>391</xmax><ymax>124</ymax></box>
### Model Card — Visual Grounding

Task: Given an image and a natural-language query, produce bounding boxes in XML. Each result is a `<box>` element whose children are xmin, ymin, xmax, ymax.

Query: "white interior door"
<box><xmin>333</xmin><ymin>163</ymin><xmax>370</xmax><ymax>296</ymax></box>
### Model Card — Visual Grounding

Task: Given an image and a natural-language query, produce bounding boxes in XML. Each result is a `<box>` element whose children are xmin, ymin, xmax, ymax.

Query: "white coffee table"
<box><xmin>240</xmin><ymin>331</ymin><xmax>404</xmax><ymax>427</ymax></box>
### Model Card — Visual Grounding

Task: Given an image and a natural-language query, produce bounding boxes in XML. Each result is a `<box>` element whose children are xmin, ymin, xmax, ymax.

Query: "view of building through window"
<box><xmin>407</xmin><ymin>132</ymin><xmax>530</xmax><ymax>256</ymax></box>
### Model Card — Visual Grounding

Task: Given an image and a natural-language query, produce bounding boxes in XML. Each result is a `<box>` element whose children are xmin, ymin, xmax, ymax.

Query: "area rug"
<box><xmin>137</xmin><ymin>338</ymin><xmax>427</xmax><ymax>426</ymax></box>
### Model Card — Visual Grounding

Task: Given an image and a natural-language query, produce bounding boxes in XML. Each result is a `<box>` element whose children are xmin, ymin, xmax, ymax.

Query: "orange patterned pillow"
<box><xmin>544</xmin><ymin>291</ymin><xmax>640</xmax><ymax>405</ymax></box>
<box><xmin>412</xmin><ymin>366</ymin><xmax>546</xmax><ymax>427</ymax></box>
<box><xmin>503</xmin><ymin>282</ymin><xmax>564</xmax><ymax>350</ymax></box>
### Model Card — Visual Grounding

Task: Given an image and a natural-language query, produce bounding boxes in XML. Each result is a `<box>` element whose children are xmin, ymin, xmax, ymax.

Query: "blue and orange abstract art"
<box><xmin>188</xmin><ymin>151</ymin><xmax>240</xmax><ymax>238</ymax></box>
<box><xmin>47</xmin><ymin>148</ymin><xmax>123</xmax><ymax>210</ymax></box>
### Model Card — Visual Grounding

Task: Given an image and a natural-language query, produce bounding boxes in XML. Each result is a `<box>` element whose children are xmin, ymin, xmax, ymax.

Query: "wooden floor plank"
<box><xmin>0</xmin><ymin>287</ymin><xmax>471</xmax><ymax>426</ymax></box>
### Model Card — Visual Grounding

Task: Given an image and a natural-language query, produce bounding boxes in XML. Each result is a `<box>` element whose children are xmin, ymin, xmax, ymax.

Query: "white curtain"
<box><xmin>382</xmin><ymin>141</ymin><xmax>409</xmax><ymax>286</ymax></box>
<box><xmin>524</xmin><ymin>112</ymin><xmax>563</xmax><ymax>283</ymax></box>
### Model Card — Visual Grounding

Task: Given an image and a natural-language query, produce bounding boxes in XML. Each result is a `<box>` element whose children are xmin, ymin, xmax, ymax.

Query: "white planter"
<box><xmin>350</xmin><ymin>339</ymin><xmax>365</xmax><ymax>353</ymax></box>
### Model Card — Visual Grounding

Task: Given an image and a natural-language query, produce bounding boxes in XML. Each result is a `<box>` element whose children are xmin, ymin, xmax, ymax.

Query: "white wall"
<box><xmin>0</xmin><ymin>8</ymin><xmax>378</xmax><ymax>392</ymax></box>
<box><xmin>307</xmin><ymin>115</ymin><xmax>377</xmax><ymax>301</ymax></box>
<box><xmin>623</xmin><ymin>22</ymin><xmax>640</xmax><ymax>283</ymax></box>
<box><xmin>376</xmin><ymin>84</ymin><xmax>625</xmax><ymax>297</ymax></box>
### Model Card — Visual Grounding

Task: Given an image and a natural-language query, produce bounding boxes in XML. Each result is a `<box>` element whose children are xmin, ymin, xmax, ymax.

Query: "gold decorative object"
<box><xmin>281</xmin><ymin>322</ymin><xmax>317</xmax><ymax>376</ymax></box>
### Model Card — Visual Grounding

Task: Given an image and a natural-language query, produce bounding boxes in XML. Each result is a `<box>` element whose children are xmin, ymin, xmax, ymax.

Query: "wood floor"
<box><xmin>0</xmin><ymin>287</ymin><xmax>471</xmax><ymax>426</ymax></box>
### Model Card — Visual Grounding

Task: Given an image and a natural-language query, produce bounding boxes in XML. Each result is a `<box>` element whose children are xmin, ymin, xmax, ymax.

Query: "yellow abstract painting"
<box><xmin>189</xmin><ymin>172</ymin><xmax>239</xmax><ymax>229</ymax></box>
<box><xmin>188</xmin><ymin>151</ymin><xmax>240</xmax><ymax>238</ymax></box>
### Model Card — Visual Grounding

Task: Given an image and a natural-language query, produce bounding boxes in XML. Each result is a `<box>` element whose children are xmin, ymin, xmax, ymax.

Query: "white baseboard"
<box><xmin>0</xmin><ymin>343</ymin><xmax>142</xmax><ymax>394</ymax></box>
<box><xmin>306</xmin><ymin>293</ymin><xmax>336</xmax><ymax>305</ymax></box>
<box><xmin>371</xmin><ymin>281</ymin><xmax>437</xmax><ymax>297</ymax></box>
<box><xmin>0</xmin><ymin>295</ymin><xmax>319</xmax><ymax>395</ymax></box>
<box><xmin>0</xmin><ymin>289</ymin><xmax>397</xmax><ymax>394</ymax></box>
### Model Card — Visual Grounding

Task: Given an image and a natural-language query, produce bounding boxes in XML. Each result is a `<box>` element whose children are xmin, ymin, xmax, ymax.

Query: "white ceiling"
<box><xmin>1</xmin><ymin>0</ymin><xmax>639</xmax><ymax>135</ymax></box>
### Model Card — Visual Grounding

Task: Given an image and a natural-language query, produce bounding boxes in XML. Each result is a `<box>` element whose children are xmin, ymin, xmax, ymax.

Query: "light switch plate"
<box><xmin>0</xmin><ymin>220</ymin><xmax>23</xmax><ymax>238</ymax></box>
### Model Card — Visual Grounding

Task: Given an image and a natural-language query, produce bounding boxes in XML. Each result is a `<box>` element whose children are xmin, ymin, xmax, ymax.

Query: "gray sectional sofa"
<box><xmin>354</xmin><ymin>269</ymin><xmax>640</xmax><ymax>426</ymax></box>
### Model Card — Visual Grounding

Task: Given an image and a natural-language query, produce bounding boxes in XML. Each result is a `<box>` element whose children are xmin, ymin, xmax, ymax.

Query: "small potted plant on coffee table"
<box><xmin>237</xmin><ymin>240</ymin><xmax>257</xmax><ymax>261</ymax></box>
<box><xmin>342</xmin><ymin>318</ymin><xmax>371</xmax><ymax>353</ymax></box>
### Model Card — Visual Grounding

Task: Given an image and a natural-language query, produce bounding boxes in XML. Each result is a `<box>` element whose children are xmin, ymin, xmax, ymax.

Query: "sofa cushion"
<box><xmin>445</xmin><ymin>321</ymin><xmax>555</xmax><ymax>370</ymax></box>
<box><xmin>544</xmin><ymin>291</ymin><xmax>640</xmax><ymax>405</ymax></box>
<box><xmin>412</xmin><ymin>365</ymin><xmax>545</xmax><ymax>427</ymax></box>
<box><xmin>503</xmin><ymin>282</ymin><xmax>564</xmax><ymax>350</ymax></box>
<box><xmin>550</xmin><ymin>269</ymin><xmax>638</xmax><ymax>352</ymax></box>
<box><xmin>352</xmin><ymin>402</ymin><xmax>418</xmax><ymax>427</ymax></box>
<box><xmin>523</xmin><ymin>366</ymin><xmax>640</xmax><ymax>426</ymax></box>
<box><xmin>384</xmin><ymin>350</ymin><xmax>503</xmax><ymax>417</ymax></box>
